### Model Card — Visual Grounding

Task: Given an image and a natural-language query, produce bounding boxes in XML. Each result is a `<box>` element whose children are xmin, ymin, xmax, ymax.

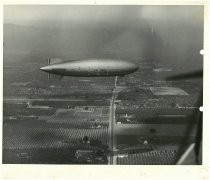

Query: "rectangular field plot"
<box><xmin>3</xmin><ymin>125</ymin><xmax>109</xmax><ymax>149</ymax></box>
<box><xmin>39</xmin><ymin>106</ymin><xmax>109</xmax><ymax>126</ymax></box>
<box><xmin>150</xmin><ymin>87</ymin><xmax>189</xmax><ymax>96</ymax></box>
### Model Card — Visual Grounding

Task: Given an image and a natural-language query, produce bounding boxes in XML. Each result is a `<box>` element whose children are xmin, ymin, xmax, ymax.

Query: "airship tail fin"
<box><xmin>47</xmin><ymin>58</ymin><xmax>63</xmax><ymax>65</ymax></box>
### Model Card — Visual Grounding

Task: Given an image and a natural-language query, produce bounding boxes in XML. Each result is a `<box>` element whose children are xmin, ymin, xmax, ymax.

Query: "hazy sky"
<box><xmin>4</xmin><ymin>5</ymin><xmax>203</xmax><ymax>27</ymax></box>
<box><xmin>4</xmin><ymin>5</ymin><xmax>204</xmax><ymax>72</ymax></box>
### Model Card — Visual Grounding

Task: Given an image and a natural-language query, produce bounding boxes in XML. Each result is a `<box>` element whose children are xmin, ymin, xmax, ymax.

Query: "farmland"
<box><xmin>3</xmin><ymin>101</ymin><xmax>110</xmax><ymax>164</ymax></box>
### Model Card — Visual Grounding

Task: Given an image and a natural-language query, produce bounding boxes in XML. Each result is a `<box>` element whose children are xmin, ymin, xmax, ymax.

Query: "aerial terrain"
<box><xmin>3</xmin><ymin>6</ymin><xmax>203</xmax><ymax>164</ymax></box>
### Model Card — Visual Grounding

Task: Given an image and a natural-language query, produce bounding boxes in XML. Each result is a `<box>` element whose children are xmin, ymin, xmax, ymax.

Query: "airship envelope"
<box><xmin>40</xmin><ymin>58</ymin><xmax>139</xmax><ymax>77</ymax></box>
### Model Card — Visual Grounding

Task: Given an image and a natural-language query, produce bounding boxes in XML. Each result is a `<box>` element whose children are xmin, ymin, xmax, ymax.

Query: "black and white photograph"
<box><xmin>3</xmin><ymin>5</ymin><xmax>204</xmax><ymax>166</ymax></box>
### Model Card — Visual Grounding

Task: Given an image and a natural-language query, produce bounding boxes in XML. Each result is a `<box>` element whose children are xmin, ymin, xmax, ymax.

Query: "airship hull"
<box><xmin>40</xmin><ymin>59</ymin><xmax>138</xmax><ymax>77</ymax></box>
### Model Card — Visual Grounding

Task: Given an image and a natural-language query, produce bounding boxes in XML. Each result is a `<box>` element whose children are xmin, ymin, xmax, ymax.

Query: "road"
<box><xmin>108</xmin><ymin>76</ymin><xmax>118</xmax><ymax>165</ymax></box>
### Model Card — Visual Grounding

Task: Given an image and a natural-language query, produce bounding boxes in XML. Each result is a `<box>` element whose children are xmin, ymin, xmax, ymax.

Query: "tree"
<box><xmin>83</xmin><ymin>136</ymin><xmax>89</xmax><ymax>143</ymax></box>
<box><xmin>149</xmin><ymin>128</ymin><xmax>156</xmax><ymax>134</ymax></box>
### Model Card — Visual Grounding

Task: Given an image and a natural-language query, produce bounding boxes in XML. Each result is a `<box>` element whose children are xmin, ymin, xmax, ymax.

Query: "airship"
<box><xmin>40</xmin><ymin>58</ymin><xmax>138</xmax><ymax>78</ymax></box>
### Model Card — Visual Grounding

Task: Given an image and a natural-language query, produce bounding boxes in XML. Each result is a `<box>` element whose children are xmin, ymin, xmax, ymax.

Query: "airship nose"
<box><xmin>40</xmin><ymin>66</ymin><xmax>51</xmax><ymax>72</ymax></box>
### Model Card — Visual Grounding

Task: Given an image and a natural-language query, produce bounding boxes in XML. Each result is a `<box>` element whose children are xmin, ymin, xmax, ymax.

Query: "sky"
<box><xmin>4</xmin><ymin>5</ymin><xmax>203</xmax><ymax>27</ymax></box>
<box><xmin>3</xmin><ymin>5</ymin><xmax>204</xmax><ymax>72</ymax></box>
